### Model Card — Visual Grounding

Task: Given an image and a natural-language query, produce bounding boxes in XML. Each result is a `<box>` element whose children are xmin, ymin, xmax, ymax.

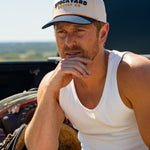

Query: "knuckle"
<box><xmin>60</xmin><ymin>59</ymin><xmax>65</xmax><ymax>64</ymax></box>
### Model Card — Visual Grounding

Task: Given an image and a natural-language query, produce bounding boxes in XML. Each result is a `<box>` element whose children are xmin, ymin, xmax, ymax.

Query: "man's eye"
<box><xmin>57</xmin><ymin>30</ymin><xmax>67</xmax><ymax>37</ymax></box>
<box><xmin>76</xmin><ymin>29</ymin><xmax>84</xmax><ymax>32</ymax></box>
<box><xmin>58</xmin><ymin>30</ymin><xmax>66</xmax><ymax>34</ymax></box>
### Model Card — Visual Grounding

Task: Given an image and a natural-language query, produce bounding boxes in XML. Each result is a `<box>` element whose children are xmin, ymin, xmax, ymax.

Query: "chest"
<box><xmin>74</xmin><ymin>79</ymin><xmax>106</xmax><ymax>110</ymax></box>
<box><xmin>60</xmin><ymin>81</ymin><xmax>136</xmax><ymax>135</ymax></box>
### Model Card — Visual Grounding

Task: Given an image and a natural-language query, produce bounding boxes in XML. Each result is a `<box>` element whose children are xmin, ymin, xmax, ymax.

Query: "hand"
<box><xmin>47</xmin><ymin>57</ymin><xmax>92</xmax><ymax>97</ymax></box>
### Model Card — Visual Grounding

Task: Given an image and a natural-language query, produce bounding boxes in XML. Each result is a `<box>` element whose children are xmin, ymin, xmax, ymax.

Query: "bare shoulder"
<box><xmin>37</xmin><ymin>71</ymin><xmax>54</xmax><ymax>102</ymax></box>
<box><xmin>38</xmin><ymin>71</ymin><xmax>54</xmax><ymax>89</ymax></box>
<box><xmin>118</xmin><ymin>52</ymin><xmax>150</xmax><ymax>104</ymax></box>
<box><xmin>119</xmin><ymin>52</ymin><xmax>150</xmax><ymax>75</ymax></box>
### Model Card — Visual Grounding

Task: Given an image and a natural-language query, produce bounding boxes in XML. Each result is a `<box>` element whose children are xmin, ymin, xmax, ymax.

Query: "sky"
<box><xmin>0</xmin><ymin>0</ymin><xmax>55</xmax><ymax>42</ymax></box>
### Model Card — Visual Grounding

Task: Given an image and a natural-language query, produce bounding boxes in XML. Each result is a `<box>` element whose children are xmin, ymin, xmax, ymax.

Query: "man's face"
<box><xmin>54</xmin><ymin>22</ymin><xmax>100</xmax><ymax>60</ymax></box>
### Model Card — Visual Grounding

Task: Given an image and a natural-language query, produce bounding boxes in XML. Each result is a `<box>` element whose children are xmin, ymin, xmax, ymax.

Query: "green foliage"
<box><xmin>0</xmin><ymin>42</ymin><xmax>57</xmax><ymax>61</ymax></box>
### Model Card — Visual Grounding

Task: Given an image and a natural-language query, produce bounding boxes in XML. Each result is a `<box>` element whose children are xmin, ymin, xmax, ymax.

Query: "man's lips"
<box><xmin>65</xmin><ymin>51</ymin><xmax>81</xmax><ymax>57</ymax></box>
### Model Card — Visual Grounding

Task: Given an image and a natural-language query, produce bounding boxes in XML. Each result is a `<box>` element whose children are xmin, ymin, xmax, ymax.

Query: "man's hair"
<box><xmin>93</xmin><ymin>21</ymin><xmax>105</xmax><ymax>33</ymax></box>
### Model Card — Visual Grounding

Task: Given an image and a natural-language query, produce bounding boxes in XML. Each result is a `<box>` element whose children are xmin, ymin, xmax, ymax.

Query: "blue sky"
<box><xmin>0</xmin><ymin>0</ymin><xmax>55</xmax><ymax>42</ymax></box>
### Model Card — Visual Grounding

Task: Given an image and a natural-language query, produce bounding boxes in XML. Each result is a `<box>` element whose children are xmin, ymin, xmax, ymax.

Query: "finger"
<box><xmin>64</xmin><ymin>57</ymin><xmax>92</xmax><ymax>65</ymax></box>
<box><xmin>61</xmin><ymin>58</ymin><xmax>92</xmax><ymax>77</ymax></box>
<box><xmin>64</xmin><ymin>61</ymin><xmax>91</xmax><ymax>77</ymax></box>
<box><xmin>60</xmin><ymin>57</ymin><xmax>92</xmax><ymax>78</ymax></box>
<box><xmin>62</xmin><ymin>57</ymin><xmax>92</xmax><ymax>73</ymax></box>
<box><xmin>62</xmin><ymin>67</ymin><xmax>84</xmax><ymax>78</ymax></box>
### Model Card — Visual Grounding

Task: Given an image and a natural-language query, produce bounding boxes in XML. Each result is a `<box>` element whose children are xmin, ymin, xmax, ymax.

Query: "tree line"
<box><xmin>0</xmin><ymin>42</ymin><xmax>57</xmax><ymax>61</ymax></box>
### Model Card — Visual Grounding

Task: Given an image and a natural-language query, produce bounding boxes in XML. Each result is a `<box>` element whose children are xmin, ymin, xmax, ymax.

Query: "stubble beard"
<box><xmin>58</xmin><ymin>37</ymin><xmax>100</xmax><ymax>60</ymax></box>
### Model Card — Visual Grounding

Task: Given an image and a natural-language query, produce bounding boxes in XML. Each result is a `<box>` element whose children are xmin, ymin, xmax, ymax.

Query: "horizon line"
<box><xmin>0</xmin><ymin>41</ymin><xmax>56</xmax><ymax>43</ymax></box>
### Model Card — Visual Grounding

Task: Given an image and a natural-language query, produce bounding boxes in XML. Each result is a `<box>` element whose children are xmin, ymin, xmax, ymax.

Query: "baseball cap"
<box><xmin>42</xmin><ymin>0</ymin><xmax>107</xmax><ymax>29</ymax></box>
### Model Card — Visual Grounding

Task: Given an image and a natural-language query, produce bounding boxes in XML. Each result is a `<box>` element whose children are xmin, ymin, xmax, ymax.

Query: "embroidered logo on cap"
<box><xmin>55</xmin><ymin>0</ymin><xmax>87</xmax><ymax>9</ymax></box>
<box><xmin>42</xmin><ymin>0</ymin><xmax>107</xmax><ymax>29</ymax></box>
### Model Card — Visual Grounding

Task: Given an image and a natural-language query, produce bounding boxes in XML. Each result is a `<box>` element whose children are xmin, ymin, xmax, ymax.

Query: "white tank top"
<box><xmin>59</xmin><ymin>50</ymin><xmax>148</xmax><ymax>150</ymax></box>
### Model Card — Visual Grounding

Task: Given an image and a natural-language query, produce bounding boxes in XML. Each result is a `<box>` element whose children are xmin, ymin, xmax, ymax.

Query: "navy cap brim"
<box><xmin>42</xmin><ymin>15</ymin><xmax>97</xmax><ymax>29</ymax></box>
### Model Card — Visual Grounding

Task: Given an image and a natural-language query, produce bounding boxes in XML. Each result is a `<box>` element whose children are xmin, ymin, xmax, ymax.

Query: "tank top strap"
<box><xmin>107</xmin><ymin>50</ymin><xmax>127</xmax><ymax>79</ymax></box>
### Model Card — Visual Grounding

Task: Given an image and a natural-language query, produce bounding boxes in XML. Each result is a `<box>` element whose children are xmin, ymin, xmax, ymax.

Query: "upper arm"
<box><xmin>37</xmin><ymin>70</ymin><xmax>65</xmax><ymax>123</ymax></box>
<box><xmin>119</xmin><ymin>53</ymin><xmax>150</xmax><ymax>146</ymax></box>
<box><xmin>37</xmin><ymin>71</ymin><xmax>60</xmax><ymax>102</ymax></box>
<box><xmin>37</xmin><ymin>71</ymin><xmax>54</xmax><ymax>103</ymax></box>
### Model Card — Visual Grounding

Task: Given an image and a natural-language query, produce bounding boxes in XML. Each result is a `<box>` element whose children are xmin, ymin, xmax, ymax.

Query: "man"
<box><xmin>25</xmin><ymin>0</ymin><xmax>150</xmax><ymax>149</ymax></box>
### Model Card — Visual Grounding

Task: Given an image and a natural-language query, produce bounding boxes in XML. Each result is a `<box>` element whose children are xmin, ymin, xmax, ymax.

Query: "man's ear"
<box><xmin>99</xmin><ymin>23</ymin><xmax>109</xmax><ymax>45</ymax></box>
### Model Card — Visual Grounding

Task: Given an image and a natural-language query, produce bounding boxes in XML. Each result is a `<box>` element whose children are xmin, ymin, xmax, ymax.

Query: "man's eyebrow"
<box><xmin>54</xmin><ymin>25</ymin><xmax>63</xmax><ymax>30</ymax></box>
<box><xmin>73</xmin><ymin>24</ymin><xmax>90</xmax><ymax>28</ymax></box>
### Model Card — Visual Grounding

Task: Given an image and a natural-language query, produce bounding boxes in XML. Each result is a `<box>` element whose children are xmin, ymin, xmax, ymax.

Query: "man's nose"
<box><xmin>65</xmin><ymin>32</ymin><xmax>77</xmax><ymax>47</ymax></box>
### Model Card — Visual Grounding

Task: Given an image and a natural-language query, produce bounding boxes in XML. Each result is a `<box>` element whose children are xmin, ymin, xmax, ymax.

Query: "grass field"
<box><xmin>0</xmin><ymin>42</ymin><xmax>57</xmax><ymax>61</ymax></box>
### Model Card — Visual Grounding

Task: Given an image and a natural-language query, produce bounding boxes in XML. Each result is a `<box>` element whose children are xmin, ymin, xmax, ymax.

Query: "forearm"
<box><xmin>25</xmin><ymin>92</ymin><xmax>64</xmax><ymax>150</ymax></box>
